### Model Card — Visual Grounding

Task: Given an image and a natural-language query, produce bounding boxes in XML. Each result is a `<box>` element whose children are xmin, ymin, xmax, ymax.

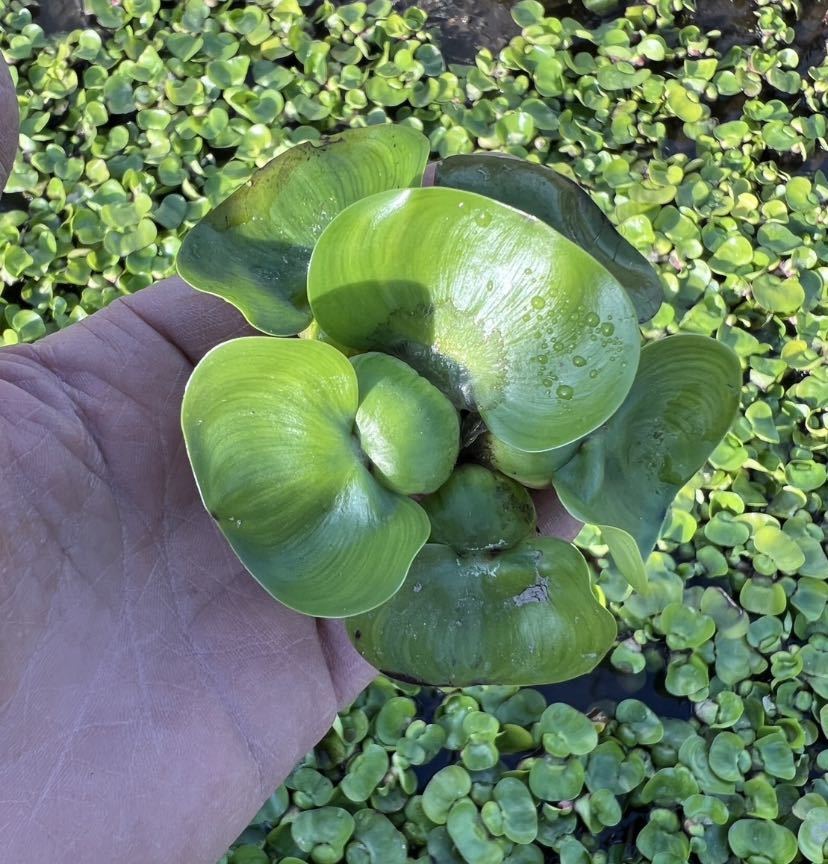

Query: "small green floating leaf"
<box><xmin>346</xmin><ymin>810</ymin><xmax>407</xmax><ymax>864</ymax></box>
<box><xmin>182</xmin><ymin>338</ymin><xmax>430</xmax><ymax>617</ymax></box>
<box><xmin>553</xmin><ymin>335</ymin><xmax>741</xmax><ymax>575</ymax></box>
<box><xmin>177</xmin><ymin>125</ymin><xmax>429</xmax><ymax>336</ymax></box>
<box><xmin>728</xmin><ymin>819</ymin><xmax>798</xmax><ymax>864</ymax></box>
<box><xmin>447</xmin><ymin>798</ymin><xmax>503</xmax><ymax>864</ymax></box>
<box><xmin>538</xmin><ymin>704</ymin><xmax>598</xmax><ymax>757</ymax></box>
<box><xmin>341</xmin><ymin>744</ymin><xmax>389</xmax><ymax>803</ymax></box>
<box><xmin>799</xmin><ymin>806</ymin><xmax>828</xmax><ymax>864</ymax></box>
<box><xmin>292</xmin><ymin>807</ymin><xmax>356</xmax><ymax>862</ymax></box>
<box><xmin>347</xmin><ymin>539</ymin><xmax>616</xmax><ymax>686</ymax></box>
<box><xmin>529</xmin><ymin>755</ymin><xmax>585</xmax><ymax>802</ymax></box>
<box><xmin>308</xmin><ymin>186</ymin><xmax>640</xmax><ymax>452</ymax></box>
<box><xmin>422</xmin><ymin>766</ymin><xmax>472</xmax><ymax>825</ymax></box>
<box><xmin>433</xmin><ymin>153</ymin><xmax>663</xmax><ymax>322</ymax></box>
<box><xmin>485</xmin><ymin>778</ymin><xmax>537</xmax><ymax>845</ymax></box>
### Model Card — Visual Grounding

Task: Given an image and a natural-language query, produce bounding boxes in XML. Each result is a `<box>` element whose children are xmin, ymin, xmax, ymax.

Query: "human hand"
<box><xmin>0</xmin><ymin>52</ymin><xmax>579</xmax><ymax>863</ymax></box>
<box><xmin>0</xmin><ymin>53</ymin><xmax>374</xmax><ymax>864</ymax></box>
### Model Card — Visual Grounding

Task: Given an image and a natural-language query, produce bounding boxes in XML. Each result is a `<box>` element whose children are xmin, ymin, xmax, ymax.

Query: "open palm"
<box><xmin>0</xmin><ymin>57</ymin><xmax>373</xmax><ymax>863</ymax></box>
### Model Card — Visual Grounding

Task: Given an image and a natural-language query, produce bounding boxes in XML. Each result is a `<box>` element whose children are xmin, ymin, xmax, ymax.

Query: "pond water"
<box><xmin>408</xmin><ymin>0</ymin><xmax>828</xmax><ymax>65</ymax></box>
<box><xmin>412</xmin><ymin>651</ymin><xmax>690</xmax><ymax>784</ymax></box>
<box><xmin>27</xmin><ymin>0</ymin><xmax>90</xmax><ymax>34</ymax></box>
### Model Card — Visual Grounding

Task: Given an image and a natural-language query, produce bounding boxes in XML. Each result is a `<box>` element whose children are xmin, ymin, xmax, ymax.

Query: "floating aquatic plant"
<box><xmin>178</xmin><ymin>125</ymin><xmax>740</xmax><ymax>686</ymax></box>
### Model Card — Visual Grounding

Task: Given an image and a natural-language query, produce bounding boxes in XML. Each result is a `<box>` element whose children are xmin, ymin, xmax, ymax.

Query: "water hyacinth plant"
<box><xmin>177</xmin><ymin>124</ymin><xmax>740</xmax><ymax>686</ymax></box>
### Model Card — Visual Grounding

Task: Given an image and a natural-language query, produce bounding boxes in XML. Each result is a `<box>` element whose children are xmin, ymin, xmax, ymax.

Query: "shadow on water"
<box><xmin>535</xmin><ymin>650</ymin><xmax>691</xmax><ymax>720</ymax></box>
<box><xmin>412</xmin><ymin>651</ymin><xmax>691</xmax><ymax>785</ymax></box>
<box><xmin>394</xmin><ymin>0</ymin><xmax>521</xmax><ymax>65</ymax></box>
<box><xmin>387</xmin><ymin>0</ymin><xmax>827</xmax><ymax>99</ymax></box>
<box><xmin>26</xmin><ymin>0</ymin><xmax>91</xmax><ymax>34</ymax></box>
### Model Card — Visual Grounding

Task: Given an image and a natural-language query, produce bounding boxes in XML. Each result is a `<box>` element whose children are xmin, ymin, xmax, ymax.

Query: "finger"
<box><xmin>0</xmin><ymin>52</ymin><xmax>19</xmax><ymax>195</ymax></box>
<box><xmin>118</xmin><ymin>275</ymin><xmax>257</xmax><ymax>364</ymax></box>
<box><xmin>533</xmin><ymin>487</ymin><xmax>583</xmax><ymax>542</ymax></box>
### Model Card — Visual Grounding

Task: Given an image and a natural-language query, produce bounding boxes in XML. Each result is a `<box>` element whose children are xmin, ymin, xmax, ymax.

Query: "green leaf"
<box><xmin>529</xmin><ymin>755</ymin><xmax>585</xmax><ymax>801</ymax></box>
<box><xmin>798</xmin><ymin>806</ymin><xmax>828</xmax><ymax>864</ymax></box>
<box><xmin>341</xmin><ymin>744</ymin><xmax>389</xmax><ymax>803</ymax></box>
<box><xmin>309</xmin><ymin>186</ymin><xmax>640</xmax><ymax>452</ymax></box>
<box><xmin>181</xmin><ymin>337</ymin><xmax>430</xmax><ymax>617</ymax></box>
<box><xmin>601</xmin><ymin>525</ymin><xmax>648</xmax><ymax>594</ymax></box>
<box><xmin>485</xmin><ymin>778</ymin><xmax>537</xmax><ymax>845</ymax></box>
<box><xmin>473</xmin><ymin>433</ymin><xmax>578</xmax><ymax>489</ymax></box>
<box><xmin>347</xmin><ymin>539</ymin><xmax>616</xmax><ymax>686</ymax></box>
<box><xmin>177</xmin><ymin>126</ymin><xmax>429</xmax><ymax>336</ymax></box>
<box><xmin>434</xmin><ymin>154</ymin><xmax>663</xmax><ymax>323</ymax></box>
<box><xmin>420</xmin><ymin>465</ymin><xmax>536</xmax><ymax>553</ymax></box>
<box><xmin>292</xmin><ymin>807</ymin><xmax>356</xmax><ymax>861</ymax></box>
<box><xmin>351</xmin><ymin>353</ymin><xmax>459</xmax><ymax>495</ymax></box>
<box><xmin>422</xmin><ymin>766</ymin><xmax>472</xmax><ymax>825</ymax></box>
<box><xmin>728</xmin><ymin>820</ymin><xmax>797</xmax><ymax>864</ymax></box>
<box><xmin>538</xmin><ymin>704</ymin><xmax>597</xmax><ymax>757</ymax></box>
<box><xmin>640</xmin><ymin>766</ymin><xmax>699</xmax><ymax>805</ymax></box>
<box><xmin>447</xmin><ymin>799</ymin><xmax>503</xmax><ymax>864</ymax></box>
<box><xmin>709</xmin><ymin>235</ymin><xmax>753</xmax><ymax>274</ymax></box>
<box><xmin>346</xmin><ymin>810</ymin><xmax>408</xmax><ymax>864</ymax></box>
<box><xmin>553</xmin><ymin>335</ymin><xmax>741</xmax><ymax>571</ymax></box>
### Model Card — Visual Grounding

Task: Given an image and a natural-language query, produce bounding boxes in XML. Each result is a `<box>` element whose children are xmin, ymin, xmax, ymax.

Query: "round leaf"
<box><xmin>447</xmin><ymin>799</ymin><xmax>504</xmax><ymax>864</ymax></box>
<box><xmin>420</xmin><ymin>464</ymin><xmax>536</xmax><ymax>553</ymax></box>
<box><xmin>177</xmin><ymin>125</ymin><xmax>429</xmax><ymax>335</ymax></box>
<box><xmin>347</xmin><ymin>539</ymin><xmax>616</xmax><ymax>686</ymax></box>
<box><xmin>728</xmin><ymin>820</ymin><xmax>798</xmax><ymax>864</ymax></box>
<box><xmin>422</xmin><ymin>766</ymin><xmax>472</xmax><ymax>825</ymax></box>
<box><xmin>292</xmin><ymin>807</ymin><xmax>356</xmax><ymax>860</ymax></box>
<box><xmin>351</xmin><ymin>352</ymin><xmax>459</xmax><ymax>495</ymax></box>
<box><xmin>538</xmin><ymin>704</ymin><xmax>597</xmax><ymax>757</ymax></box>
<box><xmin>182</xmin><ymin>337</ymin><xmax>430</xmax><ymax>617</ymax></box>
<box><xmin>309</xmin><ymin>187</ymin><xmax>640</xmax><ymax>451</ymax></box>
<box><xmin>434</xmin><ymin>153</ymin><xmax>663</xmax><ymax>322</ymax></box>
<box><xmin>553</xmin><ymin>334</ymin><xmax>741</xmax><ymax>562</ymax></box>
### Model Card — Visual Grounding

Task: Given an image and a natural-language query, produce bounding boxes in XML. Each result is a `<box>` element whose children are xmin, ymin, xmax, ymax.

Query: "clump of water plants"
<box><xmin>178</xmin><ymin>124</ymin><xmax>740</xmax><ymax>686</ymax></box>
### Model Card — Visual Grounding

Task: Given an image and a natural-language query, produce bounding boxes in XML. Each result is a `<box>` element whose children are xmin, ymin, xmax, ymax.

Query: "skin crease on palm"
<box><xmin>0</xmin><ymin>53</ymin><xmax>581</xmax><ymax>862</ymax></box>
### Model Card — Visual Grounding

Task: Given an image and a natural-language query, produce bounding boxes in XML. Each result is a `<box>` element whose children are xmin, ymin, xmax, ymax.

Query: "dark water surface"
<box><xmin>27</xmin><ymin>0</ymin><xmax>91</xmax><ymax>34</ymax></box>
<box><xmin>29</xmin><ymin>0</ymin><xmax>828</xmax><ymax>69</ymax></box>
<box><xmin>411</xmin><ymin>653</ymin><xmax>691</xmax><ymax>784</ymax></box>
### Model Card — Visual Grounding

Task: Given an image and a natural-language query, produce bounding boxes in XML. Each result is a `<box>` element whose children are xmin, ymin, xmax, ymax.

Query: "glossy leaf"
<box><xmin>538</xmin><ymin>704</ymin><xmax>597</xmax><ymax>757</ymax></box>
<box><xmin>347</xmin><ymin>539</ymin><xmax>616</xmax><ymax>686</ymax></box>
<box><xmin>448</xmin><ymin>799</ymin><xmax>504</xmax><ymax>864</ymax></box>
<box><xmin>182</xmin><ymin>337</ymin><xmax>429</xmax><ymax>617</ymax></box>
<box><xmin>434</xmin><ymin>153</ymin><xmax>663</xmax><ymax>322</ymax></box>
<box><xmin>351</xmin><ymin>352</ymin><xmax>459</xmax><ymax>495</ymax></box>
<box><xmin>474</xmin><ymin>433</ymin><xmax>578</xmax><ymax>490</ymax></box>
<box><xmin>178</xmin><ymin>125</ymin><xmax>429</xmax><ymax>335</ymax></box>
<box><xmin>308</xmin><ymin>186</ymin><xmax>640</xmax><ymax>452</ymax></box>
<box><xmin>728</xmin><ymin>820</ymin><xmax>798</xmax><ymax>864</ymax></box>
<box><xmin>553</xmin><ymin>335</ymin><xmax>741</xmax><ymax>575</ymax></box>
<box><xmin>292</xmin><ymin>807</ymin><xmax>355</xmax><ymax>861</ymax></box>
<box><xmin>420</xmin><ymin>464</ymin><xmax>536</xmax><ymax>553</ymax></box>
<box><xmin>346</xmin><ymin>810</ymin><xmax>408</xmax><ymax>864</ymax></box>
<box><xmin>422</xmin><ymin>766</ymin><xmax>472</xmax><ymax>824</ymax></box>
